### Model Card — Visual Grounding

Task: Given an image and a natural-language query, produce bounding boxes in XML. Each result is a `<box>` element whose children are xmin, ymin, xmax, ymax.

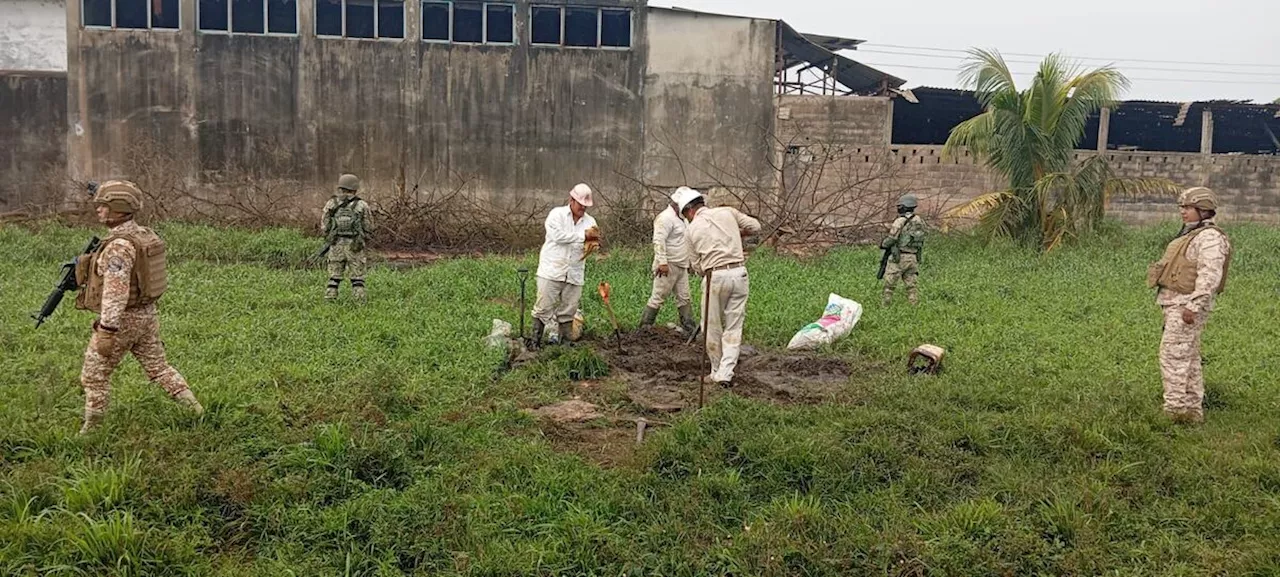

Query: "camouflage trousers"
<box><xmin>81</xmin><ymin>308</ymin><xmax>191</xmax><ymax>420</ymax></box>
<box><xmin>883</xmin><ymin>253</ymin><xmax>919</xmax><ymax>304</ymax></box>
<box><xmin>326</xmin><ymin>238</ymin><xmax>367</xmax><ymax>298</ymax></box>
<box><xmin>1159</xmin><ymin>305</ymin><xmax>1209</xmax><ymax>420</ymax></box>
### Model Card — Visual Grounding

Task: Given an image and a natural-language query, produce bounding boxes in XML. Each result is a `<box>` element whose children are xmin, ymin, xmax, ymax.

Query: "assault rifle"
<box><xmin>310</xmin><ymin>195</ymin><xmax>362</xmax><ymax>265</ymax></box>
<box><xmin>33</xmin><ymin>236</ymin><xmax>101</xmax><ymax>328</ymax></box>
<box><xmin>876</xmin><ymin>245</ymin><xmax>892</xmax><ymax>280</ymax></box>
<box><xmin>32</xmin><ymin>181</ymin><xmax>104</xmax><ymax>328</ymax></box>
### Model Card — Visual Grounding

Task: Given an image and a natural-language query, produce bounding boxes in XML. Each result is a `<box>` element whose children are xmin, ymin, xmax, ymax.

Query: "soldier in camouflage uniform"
<box><xmin>74</xmin><ymin>180</ymin><xmax>203</xmax><ymax>434</ymax></box>
<box><xmin>321</xmin><ymin>174</ymin><xmax>374</xmax><ymax>301</ymax></box>
<box><xmin>881</xmin><ymin>194</ymin><xmax>927</xmax><ymax>305</ymax></box>
<box><xmin>1148</xmin><ymin>187</ymin><xmax>1232</xmax><ymax>424</ymax></box>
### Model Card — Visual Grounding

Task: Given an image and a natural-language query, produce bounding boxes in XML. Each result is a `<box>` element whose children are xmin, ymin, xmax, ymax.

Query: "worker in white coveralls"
<box><xmin>637</xmin><ymin>187</ymin><xmax>700</xmax><ymax>337</ymax></box>
<box><xmin>678</xmin><ymin>188</ymin><xmax>761</xmax><ymax>386</ymax></box>
<box><xmin>530</xmin><ymin>183</ymin><xmax>601</xmax><ymax>350</ymax></box>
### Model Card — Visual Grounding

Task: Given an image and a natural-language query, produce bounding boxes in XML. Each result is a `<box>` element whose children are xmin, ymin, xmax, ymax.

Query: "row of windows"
<box><xmin>82</xmin><ymin>0</ymin><xmax>632</xmax><ymax>48</ymax></box>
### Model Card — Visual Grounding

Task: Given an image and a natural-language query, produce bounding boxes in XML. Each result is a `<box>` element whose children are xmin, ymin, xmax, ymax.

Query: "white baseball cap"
<box><xmin>570</xmin><ymin>183</ymin><xmax>594</xmax><ymax>207</ymax></box>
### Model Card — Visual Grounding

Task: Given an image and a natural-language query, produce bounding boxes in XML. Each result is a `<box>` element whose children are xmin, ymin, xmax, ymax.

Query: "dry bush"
<box><xmin>371</xmin><ymin>168</ymin><xmax>550</xmax><ymax>252</ymax></box>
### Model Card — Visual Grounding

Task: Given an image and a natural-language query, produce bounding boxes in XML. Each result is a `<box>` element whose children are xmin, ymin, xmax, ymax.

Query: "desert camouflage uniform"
<box><xmin>80</xmin><ymin>220</ymin><xmax>197</xmax><ymax>432</ymax></box>
<box><xmin>322</xmin><ymin>194</ymin><xmax>373</xmax><ymax>300</ymax></box>
<box><xmin>883</xmin><ymin>213</ymin><xmax>926</xmax><ymax>305</ymax></box>
<box><xmin>1156</xmin><ymin>221</ymin><xmax>1230</xmax><ymax>421</ymax></box>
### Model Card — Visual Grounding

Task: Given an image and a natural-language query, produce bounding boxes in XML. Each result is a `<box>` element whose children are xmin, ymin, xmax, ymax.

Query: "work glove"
<box><xmin>92</xmin><ymin>320</ymin><xmax>119</xmax><ymax>357</ymax></box>
<box><xmin>655</xmin><ymin>264</ymin><xmax>670</xmax><ymax>278</ymax></box>
<box><xmin>585</xmin><ymin>227</ymin><xmax>601</xmax><ymax>242</ymax></box>
<box><xmin>1181</xmin><ymin>307</ymin><xmax>1197</xmax><ymax>325</ymax></box>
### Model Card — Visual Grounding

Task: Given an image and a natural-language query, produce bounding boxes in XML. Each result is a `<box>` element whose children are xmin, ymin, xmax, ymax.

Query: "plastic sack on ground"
<box><xmin>485</xmin><ymin>319</ymin><xmax>513</xmax><ymax>349</ymax></box>
<box><xmin>786</xmin><ymin>293</ymin><xmax>863</xmax><ymax>351</ymax></box>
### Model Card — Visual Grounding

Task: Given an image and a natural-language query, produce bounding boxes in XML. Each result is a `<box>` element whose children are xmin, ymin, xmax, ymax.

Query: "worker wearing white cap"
<box><xmin>678</xmin><ymin>188</ymin><xmax>761</xmax><ymax>386</ymax></box>
<box><xmin>530</xmin><ymin>183</ymin><xmax>601</xmax><ymax>349</ymax></box>
<box><xmin>638</xmin><ymin>187</ymin><xmax>699</xmax><ymax>337</ymax></box>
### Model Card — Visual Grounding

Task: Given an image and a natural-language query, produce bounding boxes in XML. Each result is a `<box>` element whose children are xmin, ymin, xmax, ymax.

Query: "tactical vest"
<box><xmin>328</xmin><ymin>197</ymin><xmax>364</xmax><ymax>238</ymax></box>
<box><xmin>898</xmin><ymin>214</ymin><xmax>925</xmax><ymax>253</ymax></box>
<box><xmin>75</xmin><ymin>228</ymin><xmax>168</xmax><ymax>312</ymax></box>
<box><xmin>1146</xmin><ymin>225</ymin><xmax>1231</xmax><ymax>295</ymax></box>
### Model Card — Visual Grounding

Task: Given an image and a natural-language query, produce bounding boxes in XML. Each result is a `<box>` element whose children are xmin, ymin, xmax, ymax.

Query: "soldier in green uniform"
<box><xmin>881</xmin><ymin>195</ymin><xmax>926</xmax><ymax>305</ymax></box>
<box><xmin>321</xmin><ymin>174</ymin><xmax>374</xmax><ymax>301</ymax></box>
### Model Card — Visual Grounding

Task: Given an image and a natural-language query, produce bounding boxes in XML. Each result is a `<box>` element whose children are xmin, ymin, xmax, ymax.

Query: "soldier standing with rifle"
<box><xmin>321</xmin><ymin>174</ymin><xmax>373</xmax><ymax>301</ymax></box>
<box><xmin>879</xmin><ymin>195</ymin><xmax>926</xmax><ymax>306</ymax></box>
<box><xmin>74</xmin><ymin>180</ymin><xmax>204</xmax><ymax>434</ymax></box>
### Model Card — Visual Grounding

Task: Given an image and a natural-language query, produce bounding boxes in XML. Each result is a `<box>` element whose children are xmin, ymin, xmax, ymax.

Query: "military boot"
<box><xmin>677</xmin><ymin>304</ymin><xmax>700</xmax><ymax>339</ymax></box>
<box><xmin>637</xmin><ymin>306</ymin><xmax>660</xmax><ymax>333</ymax></box>
<box><xmin>529</xmin><ymin>319</ymin><xmax>545</xmax><ymax>351</ymax></box>
<box><xmin>79</xmin><ymin>409</ymin><xmax>105</xmax><ymax>435</ymax></box>
<box><xmin>352</xmin><ymin>279</ymin><xmax>367</xmax><ymax>303</ymax></box>
<box><xmin>559</xmin><ymin>322</ymin><xmax>576</xmax><ymax>346</ymax></box>
<box><xmin>882</xmin><ymin>289</ymin><xmax>893</xmax><ymax>306</ymax></box>
<box><xmin>326</xmin><ymin>277</ymin><xmax>340</xmax><ymax>300</ymax></box>
<box><xmin>175</xmin><ymin>390</ymin><xmax>205</xmax><ymax>416</ymax></box>
<box><xmin>907</xmin><ymin>289</ymin><xmax>919</xmax><ymax>306</ymax></box>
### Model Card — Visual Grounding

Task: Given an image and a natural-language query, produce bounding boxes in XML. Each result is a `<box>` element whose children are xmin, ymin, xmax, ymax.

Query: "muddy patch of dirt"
<box><xmin>597</xmin><ymin>327</ymin><xmax>857</xmax><ymax>409</ymax></box>
<box><xmin>525</xmin><ymin>327</ymin><xmax>870</xmax><ymax>466</ymax></box>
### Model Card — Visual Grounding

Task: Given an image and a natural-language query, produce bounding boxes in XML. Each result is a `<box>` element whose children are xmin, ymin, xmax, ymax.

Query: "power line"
<box><xmin>856</xmin><ymin>49</ymin><xmax>1280</xmax><ymax>78</ymax></box>
<box><xmin>856</xmin><ymin>62</ymin><xmax>1280</xmax><ymax>86</ymax></box>
<box><xmin>862</xmin><ymin>43</ymin><xmax>1280</xmax><ymax>70</ymax></box>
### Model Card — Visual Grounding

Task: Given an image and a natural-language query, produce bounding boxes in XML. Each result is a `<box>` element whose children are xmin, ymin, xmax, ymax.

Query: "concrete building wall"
<box><xmin>641</xmin><ymin>8</ymin><xmax>776</xmax><ymax>190</ymax></box>
<box><xmin>66</xmin><ymin>0</ymin><xmax>648</xmax><ymax>212</ymax></box>
<box><xmin>0</xmin><ymin>0</ymin><xmax>67</xmax><ymax>71</ymax></box>
<box><xmin>0</xmin><ymin>71</ymin><xmax>68</xmax><ymax>213</ymax></box>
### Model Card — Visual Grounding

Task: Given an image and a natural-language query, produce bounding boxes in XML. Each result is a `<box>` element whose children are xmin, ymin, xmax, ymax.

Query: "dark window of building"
<box><xmin>232</xmin><ymin>0</ymin><xmax>265</xmax><ymax>33</ymax></box>
<box><xmin>486</xmin><ymin>4</ymin><xmax>513</xmax><ymax>43</ymax></box>
<box><xmin>530</xmin><ymin>6</ymin><xmax>560</xmax><ymax>45</ymax></box>
<box><xmin>83</xmin><ymin>0</ymin><xmax>113</xmax><ymax>27</ymax></box>
<box><xmin>564</xmin><ymin>7</ymin><xmax>597</xmax><ymax>47</ymax></box>
<box><xmin>600</xmin><ymin>8</ymin><xmax>629</xmax><ymax>47</ymax></box>
<box><xmin>422</xmin><ymin>2</ymin><xmax>449</xmax><ymax>40</ymax></box>
<box><xmin>378</xmin><ymin>0</ymin><xmax>404</xmax><ymax>38</ymax></box>
<box><xmin>199</xmin><ymin>0</ymin><xmax>229</xmax><ymax>30</ymax></box>
<box><xmin>152</xmin><ymin>0</ymin><xmax>180</xmax><ymax>28</ymax></box>
<box><xmin>116</xmin><ymin>0</ymin><xmax>149</xmax><ymax>29</ymax></box>
<box><xmin>316</xmin><ymin>0</ymin><xmax>343</xmax><ymax>35</ymax></box>
<box><xmin>346</xmin><ymin>0</ymin><xmax>375</xmax><ymax>38</ymax></box>
<box><xmin>452</xmin><ymin>2</ymin><xmax>482</xmax><ymax>43</ymax></box>
<box><xmin>267</xmin><ymin>0</ymin><xmax>297</xmax><ymax>33</ymax></box>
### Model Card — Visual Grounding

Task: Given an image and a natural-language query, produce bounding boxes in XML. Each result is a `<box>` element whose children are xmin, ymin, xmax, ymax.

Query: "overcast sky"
<box><xmin>654</xmin><ymin>0</ymin><xmax>1280</xmax><ymax>103</ymax></box>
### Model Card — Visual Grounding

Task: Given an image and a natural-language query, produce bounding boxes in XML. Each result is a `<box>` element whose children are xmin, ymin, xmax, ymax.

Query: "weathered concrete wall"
<box><xmin>0</xmin><ymin>0</ymin><xmax>66</xmax><ymax>71</ymax></box>
<box><xmin>67</xmin><ymin>0</ymin><xmax>648</xmax><ymax>213</ymax></box>
<box><xmin>642</xmin><ymin>8</ymin><xmax>776</xmax><ymax>191</ymax></box>
<box><xmin>0</xmin><ymin>71</ymin><xmax>68</xmax><ymax>212</ymax></box>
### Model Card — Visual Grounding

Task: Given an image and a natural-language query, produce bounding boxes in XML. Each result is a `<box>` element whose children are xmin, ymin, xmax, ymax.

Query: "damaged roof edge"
<box><xmin>776</xmin><ymin>21</ymin><xmax>906</xmax><ymax>95</ymax></box>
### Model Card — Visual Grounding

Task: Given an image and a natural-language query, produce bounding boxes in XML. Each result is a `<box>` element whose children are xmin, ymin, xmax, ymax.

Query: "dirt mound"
<box><xmin>595</xmin><ymin>327</ymin><xmax>856</xmax><ymax>410</ymax></box>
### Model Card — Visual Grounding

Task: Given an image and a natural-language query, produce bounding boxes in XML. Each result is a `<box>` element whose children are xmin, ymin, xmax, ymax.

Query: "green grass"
<box><xmin>2</xmin><ymin>219</ymin><xmax>1280</xmax><ymax>575</ymax></box>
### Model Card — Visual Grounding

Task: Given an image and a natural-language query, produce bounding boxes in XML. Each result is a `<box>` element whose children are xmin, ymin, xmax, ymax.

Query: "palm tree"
<box><xmin>944</xmin><ymin>50</ymin><xmax>1177</xmax><ymax>251</ymax></box>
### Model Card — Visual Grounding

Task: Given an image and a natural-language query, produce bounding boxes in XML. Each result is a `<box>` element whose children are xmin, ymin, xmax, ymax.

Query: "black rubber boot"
<box><xmin>637</xmin><ymin>306</ymin><xmax>660</xmax><ymax>333</ymax></box>
<box><xmin>677</xmin><ymin>304</ymin><xmax>700</xmax><ymax>339</ymax></box>
<box><xmin>529</xmin><ymin>319</ymin><xmax>545</xmax><ymax>351</ymax></box>
<box><xmin>559</xmin><ymin>322</ymin><xmax>575</xmax><ymax>346</ymax></box>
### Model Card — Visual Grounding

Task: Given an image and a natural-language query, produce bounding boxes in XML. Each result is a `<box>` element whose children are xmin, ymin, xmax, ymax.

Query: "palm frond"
<box><xmin>960</xmin><ymin>49</ymin><xmax>1019</xmax><ymax>108</ymax></box>
<box><xmin>943</xmin><ymin>111</ymin><xmax>996</xmax><ymax>160</ymax></box>
<box><xmin>944</xmin><ymin>191</ymin><xmax>1016</xmax><ymax>219</ymax></box>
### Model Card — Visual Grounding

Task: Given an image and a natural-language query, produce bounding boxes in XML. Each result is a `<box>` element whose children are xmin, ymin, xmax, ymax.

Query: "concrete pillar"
<box><xmin>1097</xmin><ymin>107</ymin><xmax>1110</xmax><ymax>152</ymax></box>
<box><xmin>884</xmin><ymin>98</ymin><xmax>894</xmax><ymax>146</ymax></box>
<box><xmin>1201</xmin><ymin>109</ymin><xmax>1214</xmax><ymax>154</ymax></box>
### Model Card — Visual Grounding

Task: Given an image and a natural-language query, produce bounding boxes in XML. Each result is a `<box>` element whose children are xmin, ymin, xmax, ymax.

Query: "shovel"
<box><xmin>597</xmin><ymin>282</ymin><xmax>625</xmax><ymax>353</ymax></box>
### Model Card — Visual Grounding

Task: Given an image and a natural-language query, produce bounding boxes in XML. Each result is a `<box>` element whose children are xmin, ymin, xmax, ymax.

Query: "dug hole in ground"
<box><xmin>512</xmin><ymin>294</ymin><xmax>873</xmax><ymax>466</ymax></box>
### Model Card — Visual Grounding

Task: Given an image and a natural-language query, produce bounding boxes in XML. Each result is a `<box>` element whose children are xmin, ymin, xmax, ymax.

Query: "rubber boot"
<box><xmin>78</xmin><ymin>409</ymin><xmax>105</xmax><ymax>435</ymax></box>
<box><xmin>637</xmin><ymin>306</ymin><xmax>660</xmax><ymax>333</ymax></box>
<box><xmin>677</xmin><ymin>304</ymin><xmax>700</xmax><ymax>339</ymax></box>
<box><xmin>529</xmin><ymin>319</ymin><xmax>545</xmax><ymax>351</ymax></box>
<box><xmin>175</xmin><ymin>390</ymin><xmax>205</xmax><ymax>416</ymax></box>
<box><xmin>559</xmin><ymin>322</ymin><xmax>575</xmax><ymax>346</ymax></box>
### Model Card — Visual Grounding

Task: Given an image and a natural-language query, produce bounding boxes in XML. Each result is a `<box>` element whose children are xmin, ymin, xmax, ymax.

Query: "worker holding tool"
<box><xmin>638</xmin><ymin>187</ymin><xmax>699</xmax><ymax>337</ymax></box>
<box><xmin>678</xmin><ymin>188</ymin><xmax>760</xmax><ymax>387</ymax></box>
<box><xmin>530</xmin><ymin>183</ymin><xmax>600</xmax><ymax>350</ymax></box>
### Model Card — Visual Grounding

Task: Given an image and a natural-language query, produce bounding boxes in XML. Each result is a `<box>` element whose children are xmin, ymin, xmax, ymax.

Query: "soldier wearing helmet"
<box><xmin>1146</xmin><ymin>186</ymin><xmax>1232</xmax><ymax>424</ymax></box>
<box><xmin>72</xmin><ymin>180</ymin><xmax>204</xmax><ymax>434</ymax></box>
<box><xmin>321</xmin><ymin>174</ymin><xmax>374</xmax><ymax>301</ymax></box>
<box><xmin>880</xmin><ymin>194</ymin><xmax>927</xmax><ymax>305</ymax></box>
<box><xmin>637</xmin><ymin>186</ymin><xmax>699</xmax><ymax>338</ymax></box>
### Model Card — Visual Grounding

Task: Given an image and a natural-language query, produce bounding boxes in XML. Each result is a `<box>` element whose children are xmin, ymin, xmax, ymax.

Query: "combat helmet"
<box><xmin>1178</xmin><ymin>187</ymin><xmax>1217</xmax><ymax>211</ymax></box>
<box><xmin>337</xmin><ymin>174</ymin><xmax>361</xmax><ymax>192</ymax></box>
<box><xmin>93</xmin><ymin>180</ymin><xmax>143</xmax><ymax>214</ymax></box>
<box><xmin>897</xmin><ymin>194</ymin><xmax>919</xmax><ymax>210</ymax></box>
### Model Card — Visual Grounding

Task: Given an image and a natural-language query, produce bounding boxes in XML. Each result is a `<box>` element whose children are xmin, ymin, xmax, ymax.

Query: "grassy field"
<box><xmin>2</xmin><ymin>220</ymin><xmax>1280</xmax><ymax>576</ymax></box>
